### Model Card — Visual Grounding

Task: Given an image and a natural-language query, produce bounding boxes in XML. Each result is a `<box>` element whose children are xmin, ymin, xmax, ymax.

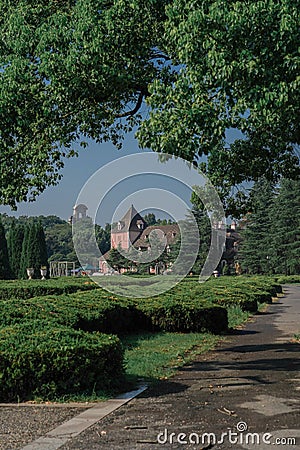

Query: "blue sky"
<box><xmin>0</xmin><ymin>129</ymin><xmax>243</xmax><ymax>226</ymax></box>
<box><xmin>0</xmin><ymin>132</ymin><xmax>148</xmax><ymax>224</ymax></box>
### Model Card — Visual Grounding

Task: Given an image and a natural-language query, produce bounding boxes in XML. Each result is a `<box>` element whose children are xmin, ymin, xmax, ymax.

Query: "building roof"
<box><xmin>111</xmin><ymin>204</ymin><xmax>146</xmax><ymax>233</ymax></box>
<box><xmin>133</xmin><ymin>224</ymin><xmax>180</xmax><ymax>248</ymax></box>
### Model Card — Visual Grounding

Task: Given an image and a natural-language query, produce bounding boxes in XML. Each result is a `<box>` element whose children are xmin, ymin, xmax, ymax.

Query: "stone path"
<box><xmin>1</xmin><ymin>284</ymin><xmax>299</xmax><ymax>449</ymax></box>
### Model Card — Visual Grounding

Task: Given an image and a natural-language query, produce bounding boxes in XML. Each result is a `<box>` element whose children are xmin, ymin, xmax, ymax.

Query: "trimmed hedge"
<box><xmin>275</xmin><ymin>275</ymin><xmax>300</xmax><ymax>284</ymax></box>
<box><xmin>0</xmin><ymin>279</ymin><xmax>98</xmax><ymax>300</ymax></box>
<box><xmin>0</xmin><ymin>275</ymin><xmax>283</xmax><ymax>401</ymax></box>
<box><xmin>136</xmin><ymin>299</ymin><xmax>228</xmax><ymax>333</ymax></box>
<box><xmin>0</xmin><ymin>321</ymin><xmax>124</xmax><ymax>401</ymax></box>
<box><xmin>0</xmin><ymin>294</ymin><xmax>146</xmax><ymax>333</ymax></box>
<box><xmin>0</xmin><ymin>293</ymin><xmax>227</xmax><ymax>334</ymax></box>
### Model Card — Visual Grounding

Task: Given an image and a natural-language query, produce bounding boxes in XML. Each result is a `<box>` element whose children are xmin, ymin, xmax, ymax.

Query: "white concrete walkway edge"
<box><xmin>21</xmin><ymin>384</ymin><xmax>148</xmax><ymax>450</ymax></box>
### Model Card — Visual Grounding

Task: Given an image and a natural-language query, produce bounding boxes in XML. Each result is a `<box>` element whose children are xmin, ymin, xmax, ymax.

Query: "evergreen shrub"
<box><xmin>0</xmin><ymin>321</ymin><xmax>124</xmax><ymax>401</ymax></box>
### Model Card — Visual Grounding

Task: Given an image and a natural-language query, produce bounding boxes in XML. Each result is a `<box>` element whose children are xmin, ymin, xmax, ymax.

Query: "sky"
<box><xmin>0</xmin><ymin>132</ymin><xmax>193</xmax><ymax>226</ymax></box>
<box><xmin>0</xmin><ymin>129</ymin><xmax>243</xmax><ymax>226</ymax></box>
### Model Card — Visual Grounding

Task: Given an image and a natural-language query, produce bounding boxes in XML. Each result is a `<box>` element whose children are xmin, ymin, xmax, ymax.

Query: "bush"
<box><xmin>275</xmin><ymin>275</ymin><xmax>300</xmax><ymax>284</ymax></box>
<box><xmin>136</xmin><ymin>299</ymin><xmax>228</xmax><ymax>333</ymax></box>
<box><xmin>0</xmin><ymin>278</ymin><xmax>98</xmax><ymax>300</ymax></box>
<box><xmin>0</xmin><ymin>293</ymin><xmax>149</xmax><ymax>334</ymax></box>
<box><xmin>0</xmin><ymin>321</ymin><xmax>124</xmax><ymax>401</ymax></box>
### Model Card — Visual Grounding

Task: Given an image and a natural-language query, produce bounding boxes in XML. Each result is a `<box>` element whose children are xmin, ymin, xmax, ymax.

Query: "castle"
<box><xmin>100</xmin><ymin>205</ymin><xmax>179</xmax><ymax>274</ymax></box>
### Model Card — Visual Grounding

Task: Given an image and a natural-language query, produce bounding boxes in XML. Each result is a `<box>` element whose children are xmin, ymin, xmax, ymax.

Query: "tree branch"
<box><xmin>115</xmin><ymin>91</ymin><xmax>145</xmax><ymax>118</ymax></box>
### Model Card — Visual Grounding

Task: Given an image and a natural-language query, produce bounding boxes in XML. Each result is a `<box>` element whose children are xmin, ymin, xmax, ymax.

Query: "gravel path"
<box><xmin>0</xmin><ymin>406</ymin><xmax>86</xmax><ymax>449</ymax></box>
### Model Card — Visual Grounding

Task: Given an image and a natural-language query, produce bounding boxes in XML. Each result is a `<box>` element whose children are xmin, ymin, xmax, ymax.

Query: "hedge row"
<box><xmin>136</xmin><ymin>299</ymin><xmax>228</xmax><ymax>333</ymax></box>
<box><xmin>0</xmin><ymin>292</ymin><xmax>228</xmax><ymax>335</ymax></box>
<box><xmin>0</xmin><ymin>278</ymin><xmax>98</xmax><ymax>300</ymax></box>
<box><xmin>0</xmin><ymin>275</ymin><xmax>282</xmax><ymax>401</ymax></box>
<box><xmin>0</xmin><ymin>321</ymin><xmax>124</xmax><ymax>402</ymax></box>
<box><xmin>275</xmin><ymin>275</ymin><xmax>300</xmax><ymax>284</ymax></box>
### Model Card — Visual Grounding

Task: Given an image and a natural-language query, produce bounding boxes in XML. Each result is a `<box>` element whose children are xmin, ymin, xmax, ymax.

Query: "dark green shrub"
<box><xmin>0</xmin><ymin>279</ymin><xmax>98</xmax><ymax>300</ymax></box>
<box><xmin>0</xmin><ymin>321</ymin><xmax>124</xmax><ymax>401</ymax></box>
<box><xmin>136</xmin><ymin>299</ymin><xmax>228</xmax><ymax>333</ymax></box>
<box><xmin>275</xmin><ymin>275</ymin><xmax>300</xmax><ymax>284</ymax></box>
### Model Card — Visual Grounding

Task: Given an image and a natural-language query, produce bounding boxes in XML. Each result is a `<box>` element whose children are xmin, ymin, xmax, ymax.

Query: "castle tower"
<box><xmin>111</xmin><ymin>205</ymin><xmax>146</xmax><ymax>250</ymax></box>
<box><xmin>72</xmin><ymin>204</ymin><xmax>88</xmax><ymax>223</ymax></box>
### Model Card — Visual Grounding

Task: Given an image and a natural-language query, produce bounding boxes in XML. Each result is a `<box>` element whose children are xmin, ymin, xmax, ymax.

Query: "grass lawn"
<box><xmin>121</xmin><ymin>302</ymin><xmax>257</xmax><ymax>386</ymax></box>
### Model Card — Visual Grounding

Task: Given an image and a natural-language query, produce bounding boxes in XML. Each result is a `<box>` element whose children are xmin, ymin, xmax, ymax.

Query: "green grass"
<box><xmin>122</xmin><ymin>332</ymin><xmax>220</xmax><ymax>382</ymax></box>
<box><xmin>227</xmin><ymin>305</ymin><xmax>252</xmax><ymax>329</ymax></box>
<box><xmin>120</xmin><ymin>301</ymin><xmax>268</xmax><ymax>386</ymax></box>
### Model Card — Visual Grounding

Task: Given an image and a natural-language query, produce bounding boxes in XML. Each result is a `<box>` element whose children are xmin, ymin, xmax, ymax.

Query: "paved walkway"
<box><xmin>1</xmin><ymin>285</ymin><xmax>300</xmax><ymax>449</ymax></box>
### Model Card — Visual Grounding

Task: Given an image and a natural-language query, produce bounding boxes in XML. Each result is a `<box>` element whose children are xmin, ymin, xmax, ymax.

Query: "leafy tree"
<box><xmin>0</xmin><ymin>221</ymin><xmax>11</xmax><ymax>279</ymax></box>
<box><xmin>45</xmin><ymin>223</ymin><xmax>74</xmax><ymax>260</ymax></box>
<box><xmin>143</xmin><ymin>213</ymin><xmax>157</xmax><ymax>226</ymax></box>
<box><xmin>239</xmin><ymin>178</ymin><xmax>275</xmax><ymax>274</ymax></box>
<box><xmin>269</xmin><ymin>178</ymin><xmax>300</xmax><ymax>275</ymax></box>
<box><xmin>7</xmin><ymin>223</ymin><xmax>25</xmax><ymax>278</ymax></box>
<box><xmin>95</xmin><ymin>223</ymin><xmax>111</xmax><ymax>255</ymax></box>
<box><xmin>0</xmin><ymin>0</ymin><xmax>298</xmax><ymax>210</ymax></box>
<box><xmin>106</xmin><ymin>245</ymin><xmax>127</xmax><ymax>273</ymax></box>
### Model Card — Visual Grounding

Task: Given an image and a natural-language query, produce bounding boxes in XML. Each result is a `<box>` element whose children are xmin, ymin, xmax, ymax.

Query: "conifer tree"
<box><xmin>239</xmin><ymin>178</ymin><xmax>275</xmax><ymax>274</ymax></box>
<box><xmin>0</xmin><ymin>221</ymin><xmax>11</xmax><ymax>279</ymax></box>
<box><xmin>19</xmin><ymin>223</ymin><xmax>31</xmax><ymax>279</ymax></box>
<box><xmin>269</xmin><ymin>179</ymin><xmax>300</xmax><ymax>275</ymax></box>
<box><xmin>27</xmin><ymin>223</ymin><xmax>49</xmax><ymax>278</ymax></box>
<box><xmin>7</xmin><ymin>224</ymin><xmax>25</xmax><ymax>279</ymax></box>
<box><xmin>106</xmin><ymin>245</ymin><xmax>127</xmax><ymax>273</ymax></box>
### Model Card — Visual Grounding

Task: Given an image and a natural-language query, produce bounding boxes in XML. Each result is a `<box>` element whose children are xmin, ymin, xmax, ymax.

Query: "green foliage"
<box><xmin>0</xmin><ymin>1</ymin><xmax>298</xmax><ymax>210</ymax></box>
<box><xmin>143</xmin><ymin>213</ymin><xmax>157</xmax><ymax>226</ymax></box>
<box><xmin>0</xmin><ymin>321</ymin><xmax>124</xmax><ymax>401</ymax></box>
<box><xmin>0</xmin><ymin>277</ymin><xmax>98</xmax><ymax>300</ymax></box>
<box><xmin>239</xmin><ymin>177</ymin><xmax>300</xmax><ymax>275</ymax></box>
<box><xmin>106</xmin><ymin>245</ymin><xmax>128</xmax><ymax>273</ymax></box>
<box><xmin>22</xmin><ymin>223</ymin><xmax>49</xmax><ymax>278</ymax></box>
<box><xmin>0</xmin><ymin>274</ymin><xmax>282</xmax><ymax>401</ymax></box>
<box><xmin>136</xmin><ymin>299</ymin><xmax>228</xmax><ymax>333</ymax></box>
<box><xmin>0</xmin><ymin>221</ymin><xmax>11</xmax><ymax>279</ymax></box>
<box><xmin>2</xmin><ymin>214</ymin><xmax>111</xmax><ymax>272</ymax></box>
<box><xmin>275</xmin><ymin>275</ymin><xmax>300</xmax><ymax>284</ymax></box>
<box><xmin>239</xmin><ymin>178</ymin><xmax>275</xmax><ymax>274</ymax></box>
<box><xmin>7</xmin><ymin>224</ymin><xmax>24</xmax><ymax>278</ymax></box>
<box><xmin>269</xmin><ymin>178</ymin><xmax>300</xmax><ymax>275</ymax></box>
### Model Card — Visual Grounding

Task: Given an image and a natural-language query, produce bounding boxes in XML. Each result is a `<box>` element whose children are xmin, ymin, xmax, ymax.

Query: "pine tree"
<box><xmin>27</xmin><ymin>223</ymin><xmax>48</xmax><ymax>278</ymax></box>
<box><xmin>0</xmin><ymin>221</ymin><xmax>11</xmax><ymax>279</ymax></box>
<box><xmin>7</xmin><ymin>224</ymin><xmax>24</xmax><ymax>279</ymax></box>
<box><xmin>35</xmin><ymin>223</ymin><xmax>49</xmax><ymax>276</ymax></box>
<box><xmin>239</xmin><ymin>178</ymin><xmax>275</xmax><ymax>274</ymax></box>
<box><xmin>19</xmin><ymin>223</ymin><xmax>31</xmax><ymax>279</ymax></box>
<box><xmin>19</xmin><ymin>223</ymin><xmax>48</xmax><ymax>278</ymax></box>
<box><xmin>269</xmin><ymin>179</ymin><xmax>300</xmax><ymax>275</ymax></box>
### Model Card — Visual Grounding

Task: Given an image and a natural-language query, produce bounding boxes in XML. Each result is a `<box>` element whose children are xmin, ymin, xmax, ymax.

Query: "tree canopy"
<box><xmin>0</xmin><ymin>0</ymin><xmax>299</xmax><ymax>209</ymax></box>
